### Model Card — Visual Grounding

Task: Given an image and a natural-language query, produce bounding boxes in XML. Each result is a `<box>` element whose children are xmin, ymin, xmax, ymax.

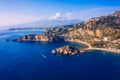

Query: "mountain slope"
<box><xmin>65</xmin><ymin>11</ymin><xmax>120</xmax><ymax>40</ymax></box>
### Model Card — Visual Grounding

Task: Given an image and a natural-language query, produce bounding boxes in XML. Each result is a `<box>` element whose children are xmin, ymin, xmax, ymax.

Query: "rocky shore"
<box><xmin>13</xmin><ymin>34</ymin><xmax>50</xmax><ymax>42</ymax></box>
<box><xmin>68</xmin><ymin>39</ymin><xmax>120</xmax><ymax>54</ymax></box>
<box><xmin>13</xmin><ymin>34</ymin><xmax>64</xmax><ymax>42</ymax></box>
<box><xmin>52</xmin><ymin>45</ymin><xmax>85</xmax><ymax>55</ymax></box>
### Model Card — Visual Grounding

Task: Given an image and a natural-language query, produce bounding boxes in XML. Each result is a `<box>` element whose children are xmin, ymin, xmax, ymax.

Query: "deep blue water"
<box><xmin>0</xmin><ymin>30</ymin><xmax>120</xmax><ymax>80</ymax></box>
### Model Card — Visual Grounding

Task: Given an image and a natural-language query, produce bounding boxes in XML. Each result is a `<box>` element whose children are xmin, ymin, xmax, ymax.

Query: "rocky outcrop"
<box><xmin>52</xmin><ymin>45</ymin><xmax>85</xmax><ymax>55</ymax></box>
<box><xmin>13</xmin><ymin>34</ymin><xmax>50</xmax><ymax>42</ymax></box>
<box><xmin>65</xmin><ymin>28</ymin><xmax>102</xmax><ymax>39</ymax></box>
<box><xmin>13</xmin><ymin>34</ymin><xmax>64</xmax><ymax>42</ymax></box>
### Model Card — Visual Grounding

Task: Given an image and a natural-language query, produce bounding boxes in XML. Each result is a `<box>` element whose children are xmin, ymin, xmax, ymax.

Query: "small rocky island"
<box><xmin>52</xmin><ymin>45</ymin><xmax>85</xmax><ymax>55</ymax></box>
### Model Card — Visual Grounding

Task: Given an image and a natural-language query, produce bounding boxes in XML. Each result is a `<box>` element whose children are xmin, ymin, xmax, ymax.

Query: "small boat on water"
<box><xmin>41</xmin><ymin>54</ymin><xmax>47</xmax><ymax>59</ymax></box>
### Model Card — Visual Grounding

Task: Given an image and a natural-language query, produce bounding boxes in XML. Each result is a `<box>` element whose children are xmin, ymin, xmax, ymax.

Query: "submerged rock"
<box><xmin>52</xmin><ymin>45</ymin><xmax>85</xmax><ymax>55</ymax></box>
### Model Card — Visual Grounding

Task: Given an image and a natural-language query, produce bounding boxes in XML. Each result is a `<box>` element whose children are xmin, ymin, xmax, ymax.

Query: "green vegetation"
<box><xmin>96</xmin><ymin>16</ymin><xmax>120</xmax><ymax>29</ymax></box>
<box><xmin>45</xmin><ymin>11</ymin><xmax>120</xmax><ymax>50</ymax></box>
<box><xmin>117</xmin><ymin>44</ymin><xmax>120</xmax><ymax>49</ymax></box>
<box><xmin>90</xmin><ymin>41</ymin><xmax>105</xmax><ymax>47</ymax></box>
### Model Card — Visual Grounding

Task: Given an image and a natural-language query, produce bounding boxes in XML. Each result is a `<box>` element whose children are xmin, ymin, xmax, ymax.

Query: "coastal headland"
<box><xmin>13</xmin><ymin>11</ymin><xmax>120</xmax><ymax>55</ymax></box>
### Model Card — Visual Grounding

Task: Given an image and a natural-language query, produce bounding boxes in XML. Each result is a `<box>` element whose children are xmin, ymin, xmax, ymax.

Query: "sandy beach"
<box><xmin>87</xmin><ymin>48</ymin><xmax>120</xmax><ymax>54</ymax></box>
<box><xmin>66</xmin><ymin>39</ymin><xmax>92</xmax><ymax>48</ymax></box>
<box><xmin>66</xmin><ymin>39</ymin><xmax>120</xmax><ymax>54</ymax></box>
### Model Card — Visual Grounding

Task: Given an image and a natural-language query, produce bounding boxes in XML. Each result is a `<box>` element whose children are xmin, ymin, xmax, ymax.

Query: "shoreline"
<box><xmin>66</xmin><ymin>39</ymin><xmax>120</xmax><ymax>54</ymax></box>
<box><xmin>86</xmin><ymin>48</ymin><xmax>120</xmax><ymax>54</ymax></box>
<box><xmin>66</xmin><ymin>39</ymin><xmax>92</xmax><ymax>48</ymax></box>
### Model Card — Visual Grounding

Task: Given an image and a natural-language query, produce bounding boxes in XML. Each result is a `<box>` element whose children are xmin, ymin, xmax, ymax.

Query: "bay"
<box><xmin>0</xmin><ymin>30</ymin><xmax>120</xmax><ymax>80</ymax></box>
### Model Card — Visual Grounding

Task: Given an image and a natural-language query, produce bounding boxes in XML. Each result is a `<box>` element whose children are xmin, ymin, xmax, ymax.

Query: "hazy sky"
<box><xmin>0</xmin><ymin>0</ymin><xmax>120</xmax><ymax>26</ymax></box>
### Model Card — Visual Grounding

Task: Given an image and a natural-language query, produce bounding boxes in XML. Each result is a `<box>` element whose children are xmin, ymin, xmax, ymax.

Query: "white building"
<box><xmin>103</xmin><ymin>37</ymin><xmax>109</xmax><ymax>41</ymax></box>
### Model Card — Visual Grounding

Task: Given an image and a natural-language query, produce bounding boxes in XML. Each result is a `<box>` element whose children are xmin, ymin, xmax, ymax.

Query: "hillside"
<box><xmin>64</xmin><ymin>11</ymin><xmax>120</xmax><ymax>39</ymax></box>
<box><xmin>43</xmin><ymin>11</ymin><xmax>120</xmax><ymax>50</ymax></box>
<box><xmin>61</xmin><ymin>11</ymin><xmax>120</xmax><ymax>49</ymax></box>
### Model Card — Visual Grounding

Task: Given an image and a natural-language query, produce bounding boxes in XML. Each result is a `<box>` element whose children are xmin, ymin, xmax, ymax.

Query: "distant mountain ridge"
<box><xmin>8</xmin><ymin>19</ymin><xmax>82</xmax><ymax>29</ymax></box>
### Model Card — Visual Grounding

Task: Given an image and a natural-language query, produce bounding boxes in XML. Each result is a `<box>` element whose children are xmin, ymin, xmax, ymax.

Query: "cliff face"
<box><xmin>65</xmin><ymin>28</ymin><xmax>102</xmax><ymax>39</ymax></box>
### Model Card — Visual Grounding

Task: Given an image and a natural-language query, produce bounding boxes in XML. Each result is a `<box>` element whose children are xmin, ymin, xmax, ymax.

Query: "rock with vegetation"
<box><xmin>64</xmin><ymin>11</ymin><xmax>120</xmax><ymax>40</ymax></box>
<box><xmin>13</xmin><ymin>33</ymin><xmax>64</xmax><ymax>42</ymax></box>
<box><xmin>13</xmin><ymin>34</ymin><xmax>50</xmax><ymax>42</ymax></box>
<box><xmin>62</xmin><ymin>11</ymin><xmax>120</xmax><ymax>49</ymax></box>
<box><xmin>52</xmin><ymin>45</ymin><xmax>85</xmax><ymax>55</ymax></box>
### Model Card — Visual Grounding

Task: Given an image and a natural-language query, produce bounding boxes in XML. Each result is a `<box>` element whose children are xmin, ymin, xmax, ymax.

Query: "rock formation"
<box><xmin>52</xmin><ymin>45</ymin><xmax>85</xmax><ymax>55</ymax></box>
<box><xmin>13</xmin><ymin>34</ymin><xmax>50</xmax><ymax>42</ymax></box>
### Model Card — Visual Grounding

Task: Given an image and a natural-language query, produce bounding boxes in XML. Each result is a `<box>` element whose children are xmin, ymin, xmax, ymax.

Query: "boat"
<box><xmin>41</xmin><ymin>54</ymin><xmax>47</xmax><ymax>59</ymax></box>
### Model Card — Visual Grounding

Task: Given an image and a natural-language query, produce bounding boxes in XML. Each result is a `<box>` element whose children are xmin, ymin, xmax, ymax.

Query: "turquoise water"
<box><xmin>0</xmin><ymin>30</ymin><xmax>120</xmax><ymax>80</ymax></box>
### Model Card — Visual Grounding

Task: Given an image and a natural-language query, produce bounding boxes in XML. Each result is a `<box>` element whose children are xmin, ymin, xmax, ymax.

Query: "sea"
<box><xmin>0</xmin><ymin>29</ymin><xmax>120</xmax><ymax>80</ymax></box>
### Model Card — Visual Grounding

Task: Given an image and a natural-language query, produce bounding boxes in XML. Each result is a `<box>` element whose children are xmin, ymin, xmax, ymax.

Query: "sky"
<box><xmin>0</xmin><ymin>0</ymin><xmax>120</xmax><ymax>26</ymax></box>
